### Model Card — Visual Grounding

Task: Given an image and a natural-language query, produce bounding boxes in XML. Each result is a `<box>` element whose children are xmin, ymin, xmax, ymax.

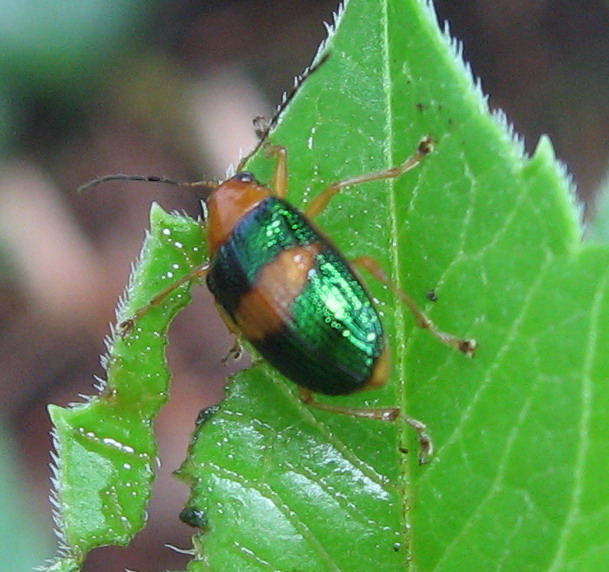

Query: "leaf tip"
<box><xmin>535</xmin><ymin>135</ymin><xmax>583</xmax><ymax>222</ymax></box>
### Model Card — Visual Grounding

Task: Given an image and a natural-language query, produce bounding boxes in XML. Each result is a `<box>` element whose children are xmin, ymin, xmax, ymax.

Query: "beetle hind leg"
<box><xmin>299</xmin><ymin>388</ymin><xmax>433</xmax><ymax>464</ymax></box>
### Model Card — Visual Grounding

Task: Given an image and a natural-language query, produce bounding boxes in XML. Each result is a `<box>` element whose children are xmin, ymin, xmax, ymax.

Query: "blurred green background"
<box><xmin>1</xmin><ymin>1</ymin><xmax>608</xmax><ymax>570</ymax></box>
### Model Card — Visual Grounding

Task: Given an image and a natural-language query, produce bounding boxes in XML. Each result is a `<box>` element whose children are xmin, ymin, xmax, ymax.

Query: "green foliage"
<box><xmin>47</xmin><ymin>207</ymin><xmax>205</xmax><ymax>569</ymax></box>
<box><xmin>45</xmin><ymin>0</ymin><xmax>609</xmax><ymax>570</ymax></box>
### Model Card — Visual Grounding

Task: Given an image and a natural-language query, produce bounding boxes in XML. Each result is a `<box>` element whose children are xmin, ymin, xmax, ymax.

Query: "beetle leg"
<box><xmin>305</xmin><ymin>136</ymin><xmax>434</xmax><ymax>219</ymax></box>
<box><xmin>221</xmin><ymin>335</ymin><xmax>244</xmax><ymax>363</ymax></box>
<box><xmin>119</xmin><ymin>262</ymin><xmax>210</xmax><ymax>334</ymax></box>
<box><xmin>352</xmin><ymin>255</ymin><xmax>477</xmax><ymax>356</ymax></box>
<box><xmin>299</xmin><ymin>388</ymin><xmax>432</xmax><ymax>464</ymax></box>
<box><xmin>267</xmin><ymin>144</ymin><xmax>289</xmax><ymax>198</ymax></box>
<box><xmin>239</xmin><ymin>116</ymin><xmax>290</xmax><ymax>198</ymax></box>
<box><xmin>212</xmin><ymin>305</ymin><xmax>246</xmax><ymax>363</ymax></box>
<box><xmin>261</xmin><ymin>142</ymin><xmax>289</xmax><ymax>199</ymax></box>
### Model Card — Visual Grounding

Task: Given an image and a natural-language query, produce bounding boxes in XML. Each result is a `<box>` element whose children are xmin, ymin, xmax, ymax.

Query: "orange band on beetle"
<box><xmin>234</xmin><ymin>243</ymin><xmax>321</xmax><ymax>340</ymax></box>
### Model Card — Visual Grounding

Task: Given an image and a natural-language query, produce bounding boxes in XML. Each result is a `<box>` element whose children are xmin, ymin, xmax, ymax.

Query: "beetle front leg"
<box><xmin>248</xmin><ymin>119</ymin><xmax>289</xmax><ymax>199</ymax></box>
<box><xmin>305</xmin><ymin>136</ymin><xmax>434</xmax><ymax>219</ymax></box>
<box><xmin>263</xmin><ymin>143</ymin><xmax>289</xmax><ymax>199</ymax></box>
<box><xmin>119</xmin><ymin>262</ymin><xmax>210</xmax><ymax>334</ymax></box>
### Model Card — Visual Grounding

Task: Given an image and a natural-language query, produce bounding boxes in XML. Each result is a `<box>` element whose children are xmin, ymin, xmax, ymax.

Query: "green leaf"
<box><xmin>182</xmin><ymin>0</ymin><xmax>606</xmax><ymax>570</ymax></box>
<box><xmin>46</xmin><ymin>0</ymin><xmax>609</xmax><ymax>570</ymax></box>
<box><xmin>46</xmin><ymin>206</ymin><xmax>205</xmax><ymax>569</ymax></box>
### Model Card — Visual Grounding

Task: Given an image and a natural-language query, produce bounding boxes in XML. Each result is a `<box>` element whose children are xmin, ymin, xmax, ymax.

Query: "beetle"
<box><xmin>83</xmin><ymin>134</ymin><xmax>476</xmax><ymax>463</ymax></box>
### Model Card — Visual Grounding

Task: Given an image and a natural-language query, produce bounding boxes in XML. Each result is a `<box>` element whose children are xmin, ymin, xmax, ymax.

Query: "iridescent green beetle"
<box><xmin>91</xmin><ymin>135</ymin><xmax>476</xmax><ymax>463</ymax></box>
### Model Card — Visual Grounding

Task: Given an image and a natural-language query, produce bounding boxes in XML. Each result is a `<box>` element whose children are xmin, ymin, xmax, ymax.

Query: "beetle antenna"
<box><xmin>237</xmin><ymin>52</ymin><xmax>331</xmax><ymax>171</ymax></box>
<box><xmin>262</xmin><ymin>52</ymin><xmax>330</xmax><ymax>139</ymax></box>
<box><xmin>80</xmin><ymin>54</ymin><xmax>332</xmax><ymax>190</ymax></box>
<box><xmin>77</xmin><ymin>174</ymin><xmax>218</xmax><ymax>193</ymax></box>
